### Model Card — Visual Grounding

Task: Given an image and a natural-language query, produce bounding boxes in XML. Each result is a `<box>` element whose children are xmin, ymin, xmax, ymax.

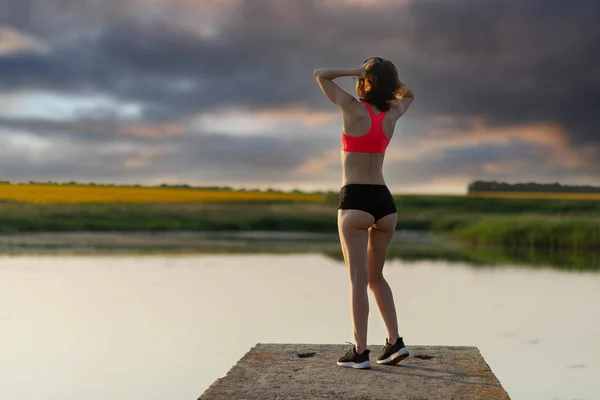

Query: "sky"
<box><xmin>0</xmin><ymin>0</ymin><xmax>598</xmax><ymax>194</ymax></box>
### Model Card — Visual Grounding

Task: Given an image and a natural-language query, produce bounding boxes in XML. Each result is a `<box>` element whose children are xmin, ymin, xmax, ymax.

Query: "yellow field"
<box><xmin>467</xmin><ymin>191</ymin><xmax>600</xmax><ymax>200</ymax></box>
<box><xmin>0</xmin><ymin>184</ymin><xmax>325</xmax><ymax>204</ymax></box>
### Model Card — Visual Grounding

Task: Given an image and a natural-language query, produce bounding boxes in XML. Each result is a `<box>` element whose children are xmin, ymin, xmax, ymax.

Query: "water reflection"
<box><xmin>324</xmin><ymin>244</ymin><xmax>600</xmax><ymax>272</ymax></box>
<box><xmin>1</xmin><ymin>254</ymin><xmax>599</xmax><ymax>400</ymax></box>
<box><xmin>1</xmin><ymin>231</ymin><xmax>599</xmax><ymax>272</ymax></box>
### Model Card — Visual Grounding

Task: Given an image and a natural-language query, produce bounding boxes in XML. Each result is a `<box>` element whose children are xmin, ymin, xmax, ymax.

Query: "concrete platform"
<box><xmin>199</xmin><ymin>343</ymin><xmax>511</xmax><ymax>400</ymax></box>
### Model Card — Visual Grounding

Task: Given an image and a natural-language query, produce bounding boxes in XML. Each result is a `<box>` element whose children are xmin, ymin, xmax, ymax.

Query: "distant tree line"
<box><xmin>468</xmin><ymin>180</ymin><xmax>600</xmax><ymax>193</ymax></box>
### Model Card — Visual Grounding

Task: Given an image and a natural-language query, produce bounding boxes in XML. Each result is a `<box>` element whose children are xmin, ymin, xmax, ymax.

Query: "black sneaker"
<box><xmin>337</xmin><ymin>344</ymin><xmax>371</xmax><ymax>369</ymax></box>
<box><xmin>376</xmin><ymin>337</ymin><xmax>409</xmax><ymax>365</ymax></box>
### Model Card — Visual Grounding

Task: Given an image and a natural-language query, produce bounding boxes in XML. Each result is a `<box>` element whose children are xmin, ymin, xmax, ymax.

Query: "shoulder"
<box><xmin>340</xmin><ymin>98</ymin><xmax>366</xmax><ymax>116</ymax></box>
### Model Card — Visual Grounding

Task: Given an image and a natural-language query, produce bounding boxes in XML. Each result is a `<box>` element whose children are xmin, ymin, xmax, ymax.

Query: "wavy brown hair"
<box><xmin>356</xmin><ymin>57</ymin><xmax>404</xmax><ymax>112</ymax></box>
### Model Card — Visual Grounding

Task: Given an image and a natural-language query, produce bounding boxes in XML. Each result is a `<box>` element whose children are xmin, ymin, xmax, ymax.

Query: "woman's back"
<box><xmin>340</xmin><ymin>101</ymin><xmax>402</xmax><ymax>186</ymax></box>
<box><xmin>313</xmin><ymin>57</ymin><xmax>414</xmax><ymax>187</ymax></box>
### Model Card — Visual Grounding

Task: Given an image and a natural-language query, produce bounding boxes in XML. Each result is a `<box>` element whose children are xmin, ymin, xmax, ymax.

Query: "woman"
<box><xmin>313</xmin><ymin>57</ymin><xmax>415</xmax><ymax>369</ymax></box>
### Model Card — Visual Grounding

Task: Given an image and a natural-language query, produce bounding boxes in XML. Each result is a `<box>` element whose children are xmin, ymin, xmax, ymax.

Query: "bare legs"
<box><xmin>338</xmin><ymin>210</ymin><xmax>372</xmax><ymax>354</ymax></box>
<box><xmin>338</xmin><ymin>210</ymin><xmax>399</xmax><ymax>353</ymax></box>
<box><xmin>367</xmin><ymin>213</ymin><xmax>400</xmax><ymax>343</ymax></box>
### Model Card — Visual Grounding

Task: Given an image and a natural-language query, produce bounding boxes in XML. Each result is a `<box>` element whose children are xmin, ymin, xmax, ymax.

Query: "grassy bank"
<box><xmin>0</xmin><ymin>202</ymin><xmax>337</xmax><ymax>233</ymax></box>
<box><xmin>0</xmin><ymin>200</ymin><xmax>477</xmax><ymax>233</ymax></box>
<box><xmin>450</xmin><ymin>217</ymin><xmax>600</xmax><ymax>251</ymax></box>
<box><xmin>3</xmin><ymin>231</ymin><xmax>598</xmax><ymax>272</ymax></box>
<box><xmin>2</xmin><ymin>191</ymin><xmax>600</xmax><ymax>251</ymax></box>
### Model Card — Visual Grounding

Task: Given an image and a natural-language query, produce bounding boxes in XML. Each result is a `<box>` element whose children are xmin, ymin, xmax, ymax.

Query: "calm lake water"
<box><xmin>1</xmin><ymin>243</ymin><xmax>599</xmax><ymax>400</ymax></box>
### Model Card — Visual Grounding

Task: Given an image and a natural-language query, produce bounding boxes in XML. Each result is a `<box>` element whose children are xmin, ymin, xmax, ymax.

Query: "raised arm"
<box><xmin>313</xmin><ymin>66</ymin><xmax>365</xmax><ymax>109</ymax></box>
<box><xmin>392</xmin><ymin>78</ymin><xmax>415</xmax><ymax>116</ymax></box>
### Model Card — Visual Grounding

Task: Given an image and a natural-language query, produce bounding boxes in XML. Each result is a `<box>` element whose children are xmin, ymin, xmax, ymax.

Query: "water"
<box><xmin>1</xmin><ymin>250</ymin><xmax>599</xmax><ymax>400</ymax></box>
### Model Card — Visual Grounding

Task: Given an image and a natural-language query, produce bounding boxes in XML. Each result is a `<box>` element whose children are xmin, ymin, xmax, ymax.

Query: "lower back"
<box><xmin>341</xmin><ymin>152</ymin><xmax>387</xmax><ymax>186</ymax></box>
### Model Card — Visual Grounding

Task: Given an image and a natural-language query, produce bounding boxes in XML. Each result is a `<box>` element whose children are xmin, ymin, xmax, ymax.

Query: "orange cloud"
<box><xmin>193</xmin><ymin>105</ymin><xmax>339</xmax><ymax>135</ymax></box>
<box><xmin>116</xmin><ymin>123</ymin><xmax>186</xmax><ymax>138</ymax></box>
<box><xmin>295</xmin><ymin>149</ymin><xmax>340</xmax><ymax>175</ymax></box>
<box><xmin>124</xmin><ymin>148</ymin><xmax>166</xmax><ymax>169</ymax></box>
<box><xmin>0</xmin><ymin>26</ymin><xmax>48</xmax><ymax>55</ymax></box>
<box><xmin>401</xmin><ymin>116</ymin><xmax>587</xmax><ymax>170</ymax></box>
<box><xmin>255</xmin><ymin>105</ymin><xmax>338</xmax><ymax>128</ymax></box>
<box><xmin>3</xmin><ymin>119</ymin><xmax>186</xmax><ymax>139</ymax></box>
<box><xmin>481</xmin><ymin>161</ymin><xmax>527</xmax><ymax>175</ymax></box>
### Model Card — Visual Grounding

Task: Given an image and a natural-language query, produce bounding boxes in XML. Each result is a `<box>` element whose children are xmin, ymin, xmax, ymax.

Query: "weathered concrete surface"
<box><xmin>199</xmin><ymin>343</ymin><xmax>511</xmax><ymax>400</ymax></box>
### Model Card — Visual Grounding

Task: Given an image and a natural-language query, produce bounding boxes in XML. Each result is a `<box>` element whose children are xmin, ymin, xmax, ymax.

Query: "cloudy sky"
<box><xmin>0</xmin><ymin>0</ymin><xmax>598</xmax><ymax>193</ymax></box>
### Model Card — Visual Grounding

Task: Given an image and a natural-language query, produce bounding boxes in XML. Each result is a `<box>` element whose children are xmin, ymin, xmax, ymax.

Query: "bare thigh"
<box><xmin>338</xmin><ymin>210</ymin><xmax>375</xmax><ymax>280</ymax></box>
<box><xmin>368</xmin><ymin>213</ymin><xmax>398</xmax><ymax>278</ymax></box>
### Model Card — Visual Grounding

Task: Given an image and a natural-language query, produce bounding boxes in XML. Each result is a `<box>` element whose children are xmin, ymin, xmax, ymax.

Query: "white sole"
<box><xmin>376</xmin><ymin>347</ymin><xmax>409</xmax><ymax>364</ymax></box>
<box><xmin>336</xmin><ymin>360</ymin><xmax>372</xmax><ymax>369</ymax></box>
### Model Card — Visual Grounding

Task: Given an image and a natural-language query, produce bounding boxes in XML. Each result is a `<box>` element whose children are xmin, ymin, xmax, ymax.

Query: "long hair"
<box><xmin>356</xmin><ymin>57</ymin><xmax>403</xmax><ymax>112</ymax></box>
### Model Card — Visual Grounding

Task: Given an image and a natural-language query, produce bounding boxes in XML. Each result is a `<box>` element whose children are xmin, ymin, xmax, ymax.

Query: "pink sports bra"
<box><xmin>342</xmin><ymin>102</ymin><xmax>391</xmax><ymax>153</ymax></box>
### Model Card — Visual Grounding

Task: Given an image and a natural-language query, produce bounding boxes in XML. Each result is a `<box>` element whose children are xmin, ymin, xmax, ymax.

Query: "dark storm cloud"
<box><xmin>407</xmin><ymin>0</ymin><xmax>600</xmax><ymax>146</ymax></box>
<box><xmin>0</xmin><ymin>0</ymin><xmax>414</xmax><ymax>117</ymax></box>
<box><xmin>1</xmin><ymin>0</ymin><xmax>597</xmax><ymax>139</ymax></box>
<box><xmin>1</xmin><ymin>0</ymin><xmax>599</xmax><ymax>188</ymax></box>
